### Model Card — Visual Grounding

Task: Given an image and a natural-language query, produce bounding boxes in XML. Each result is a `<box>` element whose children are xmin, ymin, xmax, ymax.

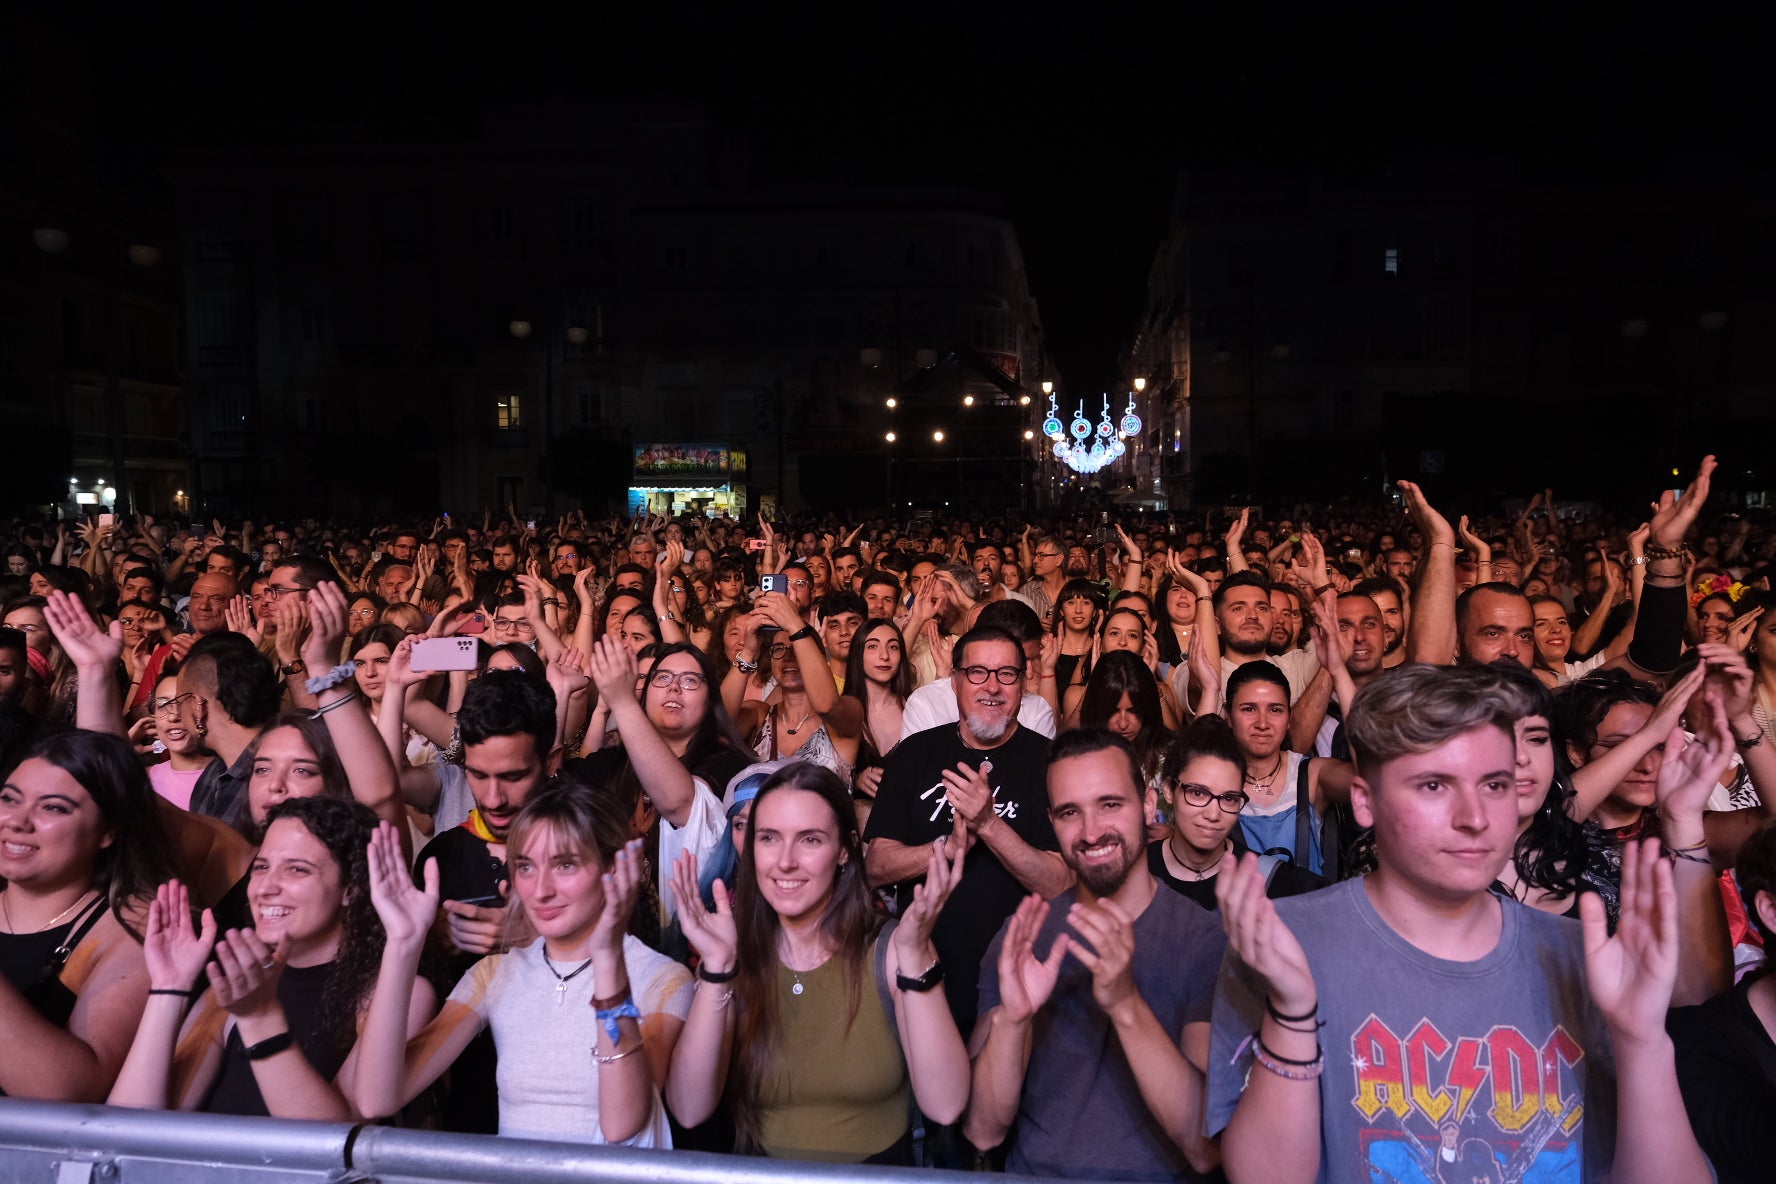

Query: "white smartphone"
<box><xmin>411</xmin><ymin>636</ymin><xmax>478</xmax><ymax>672</ymax></box>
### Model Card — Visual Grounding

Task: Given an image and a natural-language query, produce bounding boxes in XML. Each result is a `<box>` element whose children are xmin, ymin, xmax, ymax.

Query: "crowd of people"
<box><xmin>1</xmin><ymin>453</ymin><xmax>1773</xmax><ymax>1182</ymax></box>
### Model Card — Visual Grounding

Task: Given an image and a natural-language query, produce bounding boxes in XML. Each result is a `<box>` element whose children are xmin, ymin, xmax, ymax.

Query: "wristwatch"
<box><xmin>896</xmin><ymin>958</ymin><xmax>946</xmax><ymax>994</ymax></box>
<box><xmin>787</xmin><ymin>625</ymin><xmax>817</xmax><ymax>643</ymax></box>
<box><xmin>279</xmin><ymin>659</ymin><xmax>306</xmax><ymax>677</ymax></box>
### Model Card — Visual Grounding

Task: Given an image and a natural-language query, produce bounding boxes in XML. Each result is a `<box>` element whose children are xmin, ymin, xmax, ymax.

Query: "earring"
<box><xmin>194</xmin><ymin>722</ymin><xmax>207</xmax><ymax>736</ymax></box>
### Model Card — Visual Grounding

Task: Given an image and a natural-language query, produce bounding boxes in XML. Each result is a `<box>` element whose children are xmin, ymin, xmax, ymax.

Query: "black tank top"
<box><xmin>0</xmin><ymin>895</ymin><xmax>110</xmax><ymax>1097</ymax></box>
<box><xmin>202</xmin><ymin>960</ymin><xmax>348</xmax><ymax>1116</ymax></box>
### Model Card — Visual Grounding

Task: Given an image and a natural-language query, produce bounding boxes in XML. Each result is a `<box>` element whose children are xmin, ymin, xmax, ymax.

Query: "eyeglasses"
<box><xmin>650</xmin><ymin>671</ymin><xmax>707</xmax><ymax>691</ymax></box>
<box><xmin>788</xmin><ymin>579</ymin><xmax>811</xmax><ymax>589</ymax></box>
<box><xmin>348</xmin><ymin>607</ymin><xmax>378</xmax><ymax>620</ymax></box>
<box><xmin>1034</xmin><ymin>550</ymin><xmax>1062</xmax><ymax>560</ymax></box>
<box><xmin>151</xmin><ymin>692</ymin><xmax>201</xmax><ymax>717</ymax></box>
<box><xmin>1177</xmin><ymin>784</ymin><xmax>1249</xmax><ymax>814</ymax></box>
<box><xmin>260</xmin><ymin>584</ymin><xmax>308</xmax><ymax>601</ymax></box>
<box><xmin>492</xmin><ymin>616</ymin><xmax>532</xmax><ymax>632</ymax></box>
<box><xmin>959</xmin><ymin>665</ymin><xmax>1023</xmax><ymax>685</ymax></box>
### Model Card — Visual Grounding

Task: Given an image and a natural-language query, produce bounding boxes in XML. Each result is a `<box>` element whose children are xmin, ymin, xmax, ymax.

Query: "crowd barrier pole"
<box><xmin>0</xmin><ymin>1101</ymin><xmax>1111</xmax><ymax>1184</ymax></box>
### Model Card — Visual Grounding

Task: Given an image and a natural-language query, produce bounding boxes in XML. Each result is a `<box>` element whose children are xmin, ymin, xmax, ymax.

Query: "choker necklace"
<box><xmin>541</xmin><ymin>949</ymin><xmax>594</xmax><ymax>1006</ymax></box>
<box><xmin>1167</xmin><ymin>841</ymin><xmax>1228</xmax><ymax>881</ymax></box>
<box><xmin>781</xmin><ymin>704</ymin><xmax>814</xmax><ymax>736</ymax></box>
<box><xmin>1244</xmin><ymin>754</ymin><xmax>1285</xmax><ymax>792</ymax></box>
<box><xmin>1</xmin><ymin>888</ymin><xmax>96</xmax><ymax>936</ymax></box>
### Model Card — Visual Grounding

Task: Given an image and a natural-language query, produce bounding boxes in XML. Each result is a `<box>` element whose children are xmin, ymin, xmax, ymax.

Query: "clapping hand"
<box><xmin>143</xmin><ymin>880</ymin><xmax>217</xmax><ymax>993</ymax></box>
<box><xmin>668</xmin><ymin>851</ymin><xmax>736</xmax><ymax>975</ymax></box>
<box><xmin>367</xmin><ymin>822</ymin><xmax>438</xmax><ymax>953</ymax></box>
<box><xmin>224</xmin><ymin>594</ymin><xmax>263</xmax><ymax>645</ymax></box>
<box><xmin>994</xmin><ymin>895</ymin><xmax>1070</xmax><ymax>1025</ymax></box>
<box><xmin>590</xmin><ymin>839</ymin><xmax>645</xmax><ymax>957</ymax></box>
<box><xmin>893</xmin><ymin>827</ymin><xmax>968</xmax><ymax>971</ymax></box>
<box><xmin>1067</xmin><ymin>898</ymin><xmax>1141</xmax><ymax>1013</ymax></box>
<box><xmin>1216</xmin><ymin>853</ymin><xmax>1317</xmax><ymax>1017</ymax></box>
<box><xmin>1647</xmin><ymin>455</ymin><xmax>1716</xmax><ymax>553</ymax></box>
<box><xmin>587</xmin><ymin>633</ymin><xmax>641</xmax><ymax>702</ymax></box>
<box><xmin>206</xmin><ymin>928</ymin><xmax>286</xmax><ymax>1019</ymax></box>
<box><xmin>300</xmin><ymin>581</ymin><xmax>351</xmax><ymax>671</ymax></box>
<box><xmin>1582</xmin><ymin>839</ymin><xmax>1679</xmax><ymax>1042</ymax></box>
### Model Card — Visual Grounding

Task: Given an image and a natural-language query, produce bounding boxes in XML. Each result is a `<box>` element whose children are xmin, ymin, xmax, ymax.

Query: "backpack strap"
<box><xmin>874</xmin><ymin>919</ymin><xmax>900</xmax><ymax>1044</ymax></box>
<box><xmin>1292</xmin><ymin>756</ymin><xmax>1314</xmax><ymax>871</ymax></box>
<box><xmin>1256</xmin><ymin>852</ymin><xmax>1287</xmax><ymax>892</ymax></box>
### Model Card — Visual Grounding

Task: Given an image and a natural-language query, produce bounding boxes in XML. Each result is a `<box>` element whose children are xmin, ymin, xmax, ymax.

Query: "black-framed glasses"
<box><xmin>492</xmin><ymin>617</ymin><xmax>532</xmax><ymax>632</ymax></box>
<box><xmin>1178</xmin><ymin>784</ymin><xmax>1249</xmax><ymax>813</ymax></box>
<box><xmin>260</xmin><ymin>583</ymin><xmax>308</xmax><ymax>601</ymax></box>
<box><xmin>959</xmin><ymin>665</ymin><xmax>1023</xmax><ymax>686</ymax></box>
<box><xmin>151</xmin><ymin>692</ymin><xmax>201</xmax><ymax>717</ymax></box>
<box><xmin>767</xmin><ymin>643</ymin><xmax>792</xmax><ymax>659</ymax></box>
<box><xmin>650</xmin><ymin>671</ymin><xmax>707</xmax><ymax>691</ymax></box>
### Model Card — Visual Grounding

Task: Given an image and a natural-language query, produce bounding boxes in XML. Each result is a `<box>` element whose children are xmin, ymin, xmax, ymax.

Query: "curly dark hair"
<box><xmin>258</xmin><ymin>797</ymin><xmax>384</xmax><ymax>1057</ymax></box>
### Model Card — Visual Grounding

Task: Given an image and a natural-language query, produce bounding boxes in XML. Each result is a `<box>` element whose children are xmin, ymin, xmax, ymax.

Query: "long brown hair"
<box><xmin>729</xmin><ymin>761</ymin><xmax>880</xmax><ymax>1149</ymax></box>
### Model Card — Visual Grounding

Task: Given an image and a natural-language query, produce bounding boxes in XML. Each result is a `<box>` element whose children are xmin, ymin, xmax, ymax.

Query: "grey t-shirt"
<box><xmin>1207</xmin><ymin>878</ymin><xmax>1617</xmax><ymax>1184</ymax></box>
<box><xmin>432</xmin><ymin>761</ymin><xmax>475</xmax><ymax>834</ymax></box>
<box><xmin>979</xmin><ymin>884</ymin><xmax>1226</xmax><ymax>1181</ymax></box>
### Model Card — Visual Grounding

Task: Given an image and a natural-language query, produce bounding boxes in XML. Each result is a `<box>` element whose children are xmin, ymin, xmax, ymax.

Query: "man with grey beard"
<box><xmin>866</xmin><ymin>625</ymin><xmax>1072</xmax><ymax>1036</ymax></box>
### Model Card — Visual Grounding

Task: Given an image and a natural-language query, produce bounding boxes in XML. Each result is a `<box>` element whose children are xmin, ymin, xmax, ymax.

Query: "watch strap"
<box><xmin>895</xmin><ymin>959</ymin><xmax>946</xmax><ymax>994</ymax></box>
<box><xmin>788</xmin><ymin>625</ymin><xmax>818</xmax><ymax>643</ymax></box>
<box><xmin>242</xmin><ymin>1030</ymin><xmax>295</xmax><ymax>1061</ymax></box>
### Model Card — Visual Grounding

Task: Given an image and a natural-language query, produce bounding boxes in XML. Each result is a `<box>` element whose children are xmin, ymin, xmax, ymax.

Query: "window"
<box><xmin>496</xmin><ymin>394</ymin><xmax>523</xmax><ymax>431</ymax></box>
<box><xmin>1384</xmin><ymin>247</ymin><xmax>1399</xmax><ymax>276</ymax></box>
<box><xmin>572</xmin><ymin>381</ymin><xmax>604</xmax><ymax>425</ymax></box>
<box><xmin>299</xmin><ymin>305</ymin><xmax>329</xmax><ymax>343</ymax></box>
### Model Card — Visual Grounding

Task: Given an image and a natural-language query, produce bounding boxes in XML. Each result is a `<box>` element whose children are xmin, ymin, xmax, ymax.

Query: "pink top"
<box><xmin>148</xmin><ymin>762</ymin><xmax>204</xmax><ymax>811</ymax></box>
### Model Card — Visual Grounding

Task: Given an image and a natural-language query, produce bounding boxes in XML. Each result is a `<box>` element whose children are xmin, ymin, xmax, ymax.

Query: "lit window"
<box><xmin>496</xmin><ymin>395</ymin><xmax>523</xmax><ymax>430</ymax></box>
<box><xmin>1384</xmin><ymin>248</ymin><xmax>1399</xmax><ymax>276</ymax></box>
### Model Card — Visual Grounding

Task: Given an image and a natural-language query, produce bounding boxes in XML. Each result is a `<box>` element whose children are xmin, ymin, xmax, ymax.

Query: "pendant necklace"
<box><xmin>541</xmin><ymin>949</ymin><xmax>594</xmax><ymax>1006</ymax></box>
<box><xmin>782</xmin><ymin>704</ymin><xmax>814</xmax><ymax>736</ymax></box>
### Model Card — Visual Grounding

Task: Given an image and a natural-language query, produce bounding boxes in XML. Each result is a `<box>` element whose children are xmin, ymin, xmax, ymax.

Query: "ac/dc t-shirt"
<box><xmin>1207</xmin><ymin>877</ymin><xmax>1618</xmax><ymax>1183</ymax></box>
<box><xmin>863</xmin><ymin>722</ymin><xmax>1057</xmax><ymax>1034</ymax></box>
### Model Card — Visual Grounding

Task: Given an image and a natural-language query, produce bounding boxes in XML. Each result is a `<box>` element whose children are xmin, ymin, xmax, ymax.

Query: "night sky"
<box><xmin>26</xmin><ymin>5</ymin><xmax>1754</xmax><ymax>393</ymax></box>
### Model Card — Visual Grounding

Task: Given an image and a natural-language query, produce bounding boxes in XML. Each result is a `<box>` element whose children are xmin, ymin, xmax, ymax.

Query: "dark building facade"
<box><xmin>1127</xmin><ymin>162</ymin><xmax>1776</xmax><ymax>507</ymax></box>
<box><xmin>168</xmin><ymin>105</ymin><xmax>1048</xmax><ymax>518</ymax></box>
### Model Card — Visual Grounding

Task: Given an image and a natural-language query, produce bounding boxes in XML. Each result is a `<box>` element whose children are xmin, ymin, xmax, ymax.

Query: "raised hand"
<box><xmin>367</xmin><ymin>822</ymin><xmax>438</xmax><ymax>952</ymax></box>
<box><xmin>1308</xmin><ymin>587</ymin><xmax>1350</xmax><ymax>675</ymax></box>
<box><xmin>753</xmin><ymin>590</ymin><xmax>805</xmax><ymax>634</ymax></box>
<box><xmin>1648</xmin><ymin>455</ymin><xmax>1715</xmax><ymax>552</ymax></box>
<box><xmin>143</xmin><ymin>880</ymin><xmax>218</xmax><ymax>993</ymax></box>
<box><xmin>42</xmin><ymin>590</ymin><xmax>123</xmax><ymax>669</ymax></box>
<box><xmin>272</xmin><ymin>594</ymin><xmax>311</xmax><ymax>665</ymax></box>
<box><xmin>587</xmin><ymin>633</ymin><xmax>641</xmax><ymax>702</ymax></box>
<box><xmin>224</xmin><ymin>595</ymin><xmax>263</xmax><ymax>645</ymax></box>
<box><xmin>1582</xmin><ymin>839</ymin><xmax>1678</xmax><ymax>1040</ymax></box>
<box><xmin>300</xmin><ymin>581</ymin><xmax>351</xmax><ymax>670</ymax></box>
<box><xmin>207</xmin><ymin>928</ymin><xmax>286</xmax><ymax>1018</ymax></box>
<box><xmin>994</xmin><ymin>895</ymin><xmax>1069</xmax><ymax>1025</ymax></box>
<box><xmin>1725</xmin><ymin>606</ymin><xmax>1765</xmax><ymax>654</ymax></box>
<box><xmin>1654</xmin><ymin>688</ymin><xmax>1734</xmax><ymax>827</ymax></box>
<box><xmin>1216</xmin><ymin>853</ymin><xmax>1317</xmax><ymax>1015</ymax></box>
<box><xmin>1456</xmin><ymin>515</ymin><xmax>1490</xmax><ymax>564</ymax></box>
<box><xmin>590</xmin><ymin>838</ymin><xmax>645</xmax><ymax>956</ymax></box>
<box><xmin>1694</xmin><ymin>642</ymin><xmax>1757</xmax><ymax>722</ymax></box>
<box><xmin>546</xmin><ymin>646</ymin><xmax>592</xmax><ymax>700</ymax></box>
<box><xmin>894</xmin><ymin>831</ymin><xmax>968</xmax><ymax>967</ymax></box>
<box><xmin>1397</xmin><ymin>479</ymin><xmax>1455</xmax><ymax>546</ymax></box>
<box><xmin>668</xmin><ymin>851</ymin><xmax>736</xmax><ymax>974</ymax></box>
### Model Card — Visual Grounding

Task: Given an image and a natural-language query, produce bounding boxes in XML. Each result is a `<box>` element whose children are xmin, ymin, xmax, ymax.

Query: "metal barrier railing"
<box><xmin>0</xmin><ymin>1100</ymin><xmax>1088</xmax><ymax>1184</ymax></box>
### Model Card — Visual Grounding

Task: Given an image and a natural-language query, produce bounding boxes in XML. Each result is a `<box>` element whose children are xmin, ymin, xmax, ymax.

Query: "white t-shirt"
<box><xmin>447</xmin><ymin>935</ymin><xmax>693</xmax><ymax>1145</ymax></box>
<box><xmin>898</xmin><ymin>679</ymin><xmax>1057</xmax><ymax>745</ymax></box>
<box><xmin>657</xmin><ymin>778</ymin><xmax>725</xmax><ymax>923</ymax></box>
<box><xmin>431</xmin><ymin>762</ymin><xmax>476</xmax><ymax>834</ymax></box>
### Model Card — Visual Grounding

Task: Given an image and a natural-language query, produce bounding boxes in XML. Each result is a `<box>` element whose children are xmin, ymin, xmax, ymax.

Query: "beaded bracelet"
<box><xmin>1252</xmin><ymin>1038</ymin><xmax>1325</xmax><ymax>1081</ymax></box>
<box><xmin>304</xmin><ymin>663</ymin><xmax>357</xmax><ymax>696</ymax></box>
